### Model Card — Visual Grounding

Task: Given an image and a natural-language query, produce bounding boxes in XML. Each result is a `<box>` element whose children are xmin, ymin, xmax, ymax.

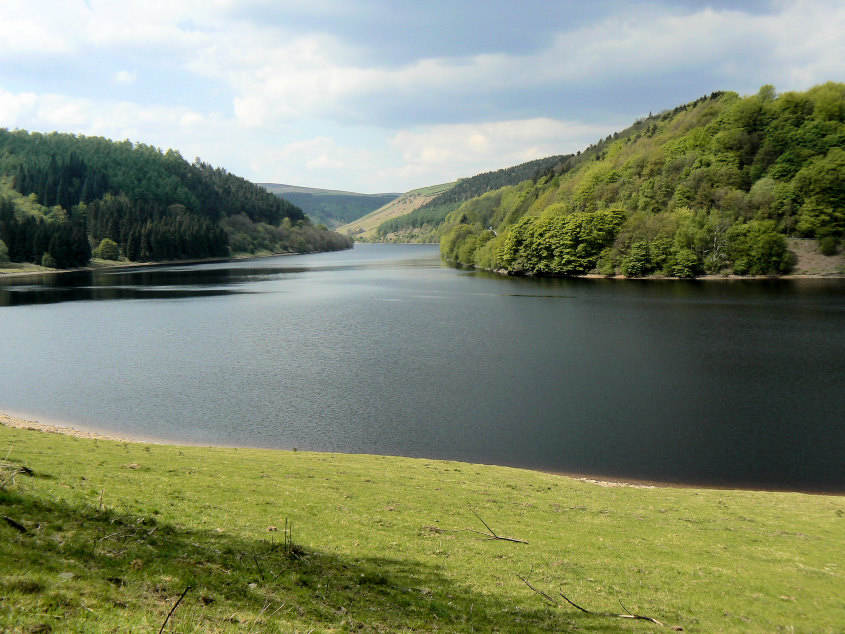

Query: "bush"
<box><xmin>672</xmin><ymin>249</ymin><xmax>701</xmax><ymax>278</ymax></box>
<box><xmin>819</xmin><ymin>235</ymin><xmax>838</xmax><ymax>256</ymax></box>
<box><xmin>0</xmin><ymin>239</ymin><xmax>8</xmax><ymax>264</ymax></box>
<box><xmin>621</xmin><ymin>240</ymin><xmax>651</xmax><ymax>277</ymax></box>
<box><xmin>727</xmin><ymin>220</ymin><xmax>792</xmax><ymax>275</ymax></box>
<box><xmin>96</xmin><ymin>238</ymin><xmax>120</xmax><ymax>260</ymax></box>
<box><xmin>41</xmin><ymin>253</ymin><xmax>57</xmax><ymax>268</ymax></box>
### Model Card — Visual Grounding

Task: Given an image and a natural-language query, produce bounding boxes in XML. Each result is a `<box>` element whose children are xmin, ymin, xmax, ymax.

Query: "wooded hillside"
<box><xmin>375</xmin><ymin>155</ymin><xmax>568</xmax><ymax>242</ymax></box>
<box><xmin>0</xmin><ymin>130</ymin><xmax>350</xmax><ymax>269</ymax></box>
<box><xmin>439</xmin><ymin>83</ymin><xmax>844</xmax><ymax>276</ymax></box>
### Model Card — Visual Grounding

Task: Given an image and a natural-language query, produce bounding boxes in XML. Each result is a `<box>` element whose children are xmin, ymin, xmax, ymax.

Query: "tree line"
<box><xmin>0</xmin><ymin>130</ymin><xmax>350</xmax><ymax>269</ymax></box>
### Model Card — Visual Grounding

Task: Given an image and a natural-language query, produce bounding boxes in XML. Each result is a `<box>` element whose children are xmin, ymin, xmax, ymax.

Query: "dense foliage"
<box><xmin>377</xmin><ymin>155</ymin><xmax>569</xmax><ymax>242</ymax></box>
<box><xmin>439</xmin><ymin>83</ymin><xmax>844</xmax><ymax>276</ymax></box>
<box><xmin>0</xmin><ymin>130</ymin><xmax>350</xmax><ymax>268</ymax></box>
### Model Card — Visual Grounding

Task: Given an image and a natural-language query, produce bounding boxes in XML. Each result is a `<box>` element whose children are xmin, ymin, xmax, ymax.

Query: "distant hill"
<box><xmin>338</xmin><ymin>182</ymin><xmax>455</xmax><ymax>240</ymax></box>
<box><xmin>372</xmin><ymin>155</ymin><xmax>570</xmax><ymax>243</ymax></box>
<box><xmin>438</xmin><ymin>82</ymin><xmax>845</xmax><ymax>277</ymax></box>
<box><xmin>260</xmin><ymin>183</ymin><xmax>400</xmax><ymax>229</ymax></box>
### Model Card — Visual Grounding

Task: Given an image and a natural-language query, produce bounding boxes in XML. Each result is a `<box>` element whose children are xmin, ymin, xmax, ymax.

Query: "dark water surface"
<box><xmin>2</xmin><ymin>244</ymin><xmax>843</xmax><ymax>492</ymax></box>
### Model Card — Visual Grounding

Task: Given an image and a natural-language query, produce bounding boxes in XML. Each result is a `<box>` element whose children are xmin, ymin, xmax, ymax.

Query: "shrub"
<box><xmin>621</xmin><ymin>240</ymin><xmax>651</xmax><ymax>277</ymax></box>
<box><xmin>672</xmin><ymin>248</ymin><xmax>701</xmax><ymax>278</ymax></box>
<box><xmin>819</xmin><ymin>235</ymin><xmax>838</xmax><ymax>256</ymax></box>
<box><xmin>96</xmin><ymin>238</ymin><xmax>120</xmax><ymax>260</ymax></box>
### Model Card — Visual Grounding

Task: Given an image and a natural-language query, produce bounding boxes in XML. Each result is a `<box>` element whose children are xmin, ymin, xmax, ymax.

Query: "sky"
<box><xmin>0</xmin><ymin>1</ymin><xmax>842</xmax><ymax>193</ymax></box>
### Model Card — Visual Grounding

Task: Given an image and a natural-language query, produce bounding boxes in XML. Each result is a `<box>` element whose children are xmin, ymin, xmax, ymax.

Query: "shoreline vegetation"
<box><xmin>1</xmin><ymin>239</ymin><xmax>842</xmax><ymax>281</ymax></box>
<box><xmin>0</xmin><ymin>248</ymin><xmax>319</xmax><ymax>280</ymax></box>
<box><xmin>1</xmin><ymin>415</ymin><xmax>843</xmax><ymax>632</ymax></box>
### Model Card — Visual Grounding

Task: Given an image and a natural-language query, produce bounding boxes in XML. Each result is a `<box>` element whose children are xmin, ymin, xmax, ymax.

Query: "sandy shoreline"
<box><xmin>0</xmin><ymin>412</ymin><xmax>142</xmax><ymax>442</ymax></box>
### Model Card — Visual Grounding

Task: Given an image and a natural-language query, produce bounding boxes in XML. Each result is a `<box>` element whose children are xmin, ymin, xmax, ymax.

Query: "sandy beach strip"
<box><xmin>0</xmin><ymin>412</ymin><xmax>138</xmax><ymax>443</ymax></box>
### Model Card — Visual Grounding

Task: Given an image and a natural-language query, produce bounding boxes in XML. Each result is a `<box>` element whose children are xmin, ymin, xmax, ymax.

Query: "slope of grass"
<box><xmin>340</xmin><ymin>183</ymin><xmax>455</xmax><ymax>240</ymax></box>
<box><xmin>1</xmin><ymin>424</ymin><xmax>842</xmax><ymax>632</ymax></box>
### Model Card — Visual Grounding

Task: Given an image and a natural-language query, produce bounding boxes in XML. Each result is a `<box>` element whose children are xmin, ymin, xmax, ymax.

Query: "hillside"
<box><xmin>374</xmin><ymin>155</ymin><xmax>571</xmax><ymax>243</ymax></box>
<box><xmin>437</xmin><ymin>83</ymin><xmax>844</xmax><ymax>277</ymax></box>
<box><xmin>0</xmin><ymin>130</ymin><xmax>351</xmax><ymax>270</ymax></box>
<box><xmin>260</xmin><ymin>183</ymin><xmax>400</xmax><ymax>229</ymax></box>
<box><xmin>339</xmin><ymin>182</ymin><xmax>455</xmax><ymax>240</ymax></box>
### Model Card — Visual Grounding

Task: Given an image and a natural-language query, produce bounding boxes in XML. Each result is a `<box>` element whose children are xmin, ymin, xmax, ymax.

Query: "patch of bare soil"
<box><xmin>787</xmin><ymin>238</ymin><xmax>845</xmax><ymax>276</ymax></box>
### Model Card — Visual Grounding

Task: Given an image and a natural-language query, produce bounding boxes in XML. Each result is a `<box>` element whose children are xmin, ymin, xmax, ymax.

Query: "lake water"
<box><xmin>1</xmin><ymin>243</ymin><xmax>843</xmax><ymax>492</ymax></box>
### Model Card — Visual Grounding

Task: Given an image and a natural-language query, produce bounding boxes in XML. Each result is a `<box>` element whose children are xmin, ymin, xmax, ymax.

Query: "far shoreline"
<box><xmin>0</xmin><ymin>245</ymin><xmax>354</xmax><ymax>280</ymax></box>
<box><xmin>3</xmin><ymin>410</ymin><xmax>841</xmax><ymax>497</ymax></box>
<box><xmin>2</xmin><ymin>241</ymin><xmax>842</xmax><ymax>282</ymax></box>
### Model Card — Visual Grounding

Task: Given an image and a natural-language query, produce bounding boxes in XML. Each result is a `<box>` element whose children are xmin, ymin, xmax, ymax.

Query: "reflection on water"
<box><xmin>0</xmin><ymin>249</ymin><xmax>444</xmax><ymax>307</ymax></box>
<box><xmin>1</xmin><ymin>244</ymin><xmax>843</xmax><ymax>492</ymax></box>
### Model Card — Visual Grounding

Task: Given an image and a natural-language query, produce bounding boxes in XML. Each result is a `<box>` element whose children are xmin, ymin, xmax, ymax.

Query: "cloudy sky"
<box><xmin>1</xmin><ymin>1</ymin><xmax>842</xmax><ymax>193</ymax></box>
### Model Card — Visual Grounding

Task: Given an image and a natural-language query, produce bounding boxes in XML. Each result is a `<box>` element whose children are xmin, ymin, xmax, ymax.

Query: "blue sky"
<box><xmin>1</xmin><ymin>1</ymin><xmax>842</xmax><ymax>193</ymax></box>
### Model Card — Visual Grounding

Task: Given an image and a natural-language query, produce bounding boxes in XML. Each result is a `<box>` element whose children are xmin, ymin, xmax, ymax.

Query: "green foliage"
<box><xmin>376</xmin><ymin>202</ymin><xmax>458</xmax><ymax>237</ymax></box>
<box><xmin>0</xmin><ymin>130</ymin><xmax>351</xmax><ymax>267</ymax></box>
<box><xmin>671</xmin><ymin>248</ymin><xmax>702</xmax><ymax>278</ymax></box>
<box><xmin>417</xmin><ymin>155</ymin><xmax>568</xmax><ymax>215</ymax></box>
<box><xmin>793</xmin><ymin>147</ymin><xmax>845</xmax><ymax>238</ymax></box>
<box><xmin>439</xmin><ymin>224</ymin><xmax>478</xmax><ymax>263</ymax></box>
<box><xmin>95</xmin><ymin>237</ymin><xmax>120</xmax><ymax>261</ymax></box>
<box><xmin>41</xmin><ymin>252</ymin><xmax>56</xmax><ymax>268</ymax></box>
<box><xmin>438</xmin><ymin>83</ymin><xmax>845</xmax><ymax>277</ymax></box>
<box><xmin>621</xmin><ymin>240</ymin><xmax>651</xmax><ymax>277</ymax></box>
<box><xmin>819</xmin><ymin>235</ymin><xmax>839</xmax><ymax>255</ymax></box>
<box><xmin>727</xmin><ymin>220</ymin><xmax>793</xmax><ymax>275</ymax></box>
<box><xmin>498</xmin><ymin>208</ymin><xmax>625</xmax><ymax>274</ymax></box>
<box><xmin>0</xmin><ymin>239</ymin><xmax>7</xmax><ymax>263</ymax></box>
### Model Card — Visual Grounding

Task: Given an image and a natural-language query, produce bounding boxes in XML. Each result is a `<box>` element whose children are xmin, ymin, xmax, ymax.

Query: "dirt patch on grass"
<box><xmin>787</xmin><ymin>238</ymin><xmax>845</xmax><ymax>276</ymax></box>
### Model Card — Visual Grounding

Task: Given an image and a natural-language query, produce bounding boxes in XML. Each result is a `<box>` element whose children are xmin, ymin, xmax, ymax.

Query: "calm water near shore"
<box><xmin>1</xmin><ymin>243</ymin><xmax>843</xmax><ymax>492</ymax></box>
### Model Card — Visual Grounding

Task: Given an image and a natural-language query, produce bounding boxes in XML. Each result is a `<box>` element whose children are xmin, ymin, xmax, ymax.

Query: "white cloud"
<box><xmin>254</xmin><ymin>136</ymin><xmax>379</xmax><ymax>186</ymax></box>
<box><xmin>114</xmin><ymin>70</ymin><xmax>138</xmax><ymax>85</ymax></box>
<box><xmin>1</xmin><ymin>1</ymin><xmax>843</xmax><ymax>192</ymax></box>
<box><xmin>387</xmin><ymin>118</ymin><xmax>612</xmax><ymax>184</ymax></box>
<box><xmin>0</xmin><ymin>87</ymin><xmax>222</xmax><ymax>152</ymax></box>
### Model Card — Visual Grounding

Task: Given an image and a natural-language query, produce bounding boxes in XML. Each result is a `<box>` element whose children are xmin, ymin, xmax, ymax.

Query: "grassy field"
<box><xmin>1</xmin><ymin>424</ymin><xmax>842</xmax><ymax>632</ymax></box>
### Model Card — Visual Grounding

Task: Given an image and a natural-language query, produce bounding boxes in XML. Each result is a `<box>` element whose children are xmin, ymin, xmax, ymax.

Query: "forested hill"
<box><xmin>0</xmin><ymin>130</ymin><xmax>351</xmax><ymax>269</ymax></box>
<box><xmin>375</xmin><ymin>155</ymin><xmax>569</xmax><ymax>242</ymax></box>
<box><xmin>260</xmin><ymin>183</ymin><xmax>400</xmax><ymax>229</ymax></box>
<box><xmin>440</xmin><ymin>82</ymin><xmax>844</xmax><ymax>277</ymax></box>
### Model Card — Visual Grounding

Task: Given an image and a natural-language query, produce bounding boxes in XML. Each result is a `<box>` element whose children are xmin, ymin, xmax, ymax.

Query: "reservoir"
<box><xmin>1</xmin><ymin>243</ymin><xmax>843</xmax><ymax>492</ymax></box>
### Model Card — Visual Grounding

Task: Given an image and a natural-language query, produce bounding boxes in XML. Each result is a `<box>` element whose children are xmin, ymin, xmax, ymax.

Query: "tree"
<box><xmin>621</xmin><ymin>240</ymin><xmax>651</xmax><ymax>277</ymax></box>
<box><xmin>727</xmin><ymin>221</ymin><xmax>792</xmax><ymax>275</ymax></box>
<box><xmin>96</xmin><ymin>237</ymin><xmax>120</xmax><ymax>260</ymax></box>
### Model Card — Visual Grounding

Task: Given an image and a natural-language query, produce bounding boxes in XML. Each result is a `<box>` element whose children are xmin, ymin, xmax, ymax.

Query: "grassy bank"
<box><xmin>1</xmin><ymin>425</ymin><xmax>842</xmax><ymax>632</ymax></box>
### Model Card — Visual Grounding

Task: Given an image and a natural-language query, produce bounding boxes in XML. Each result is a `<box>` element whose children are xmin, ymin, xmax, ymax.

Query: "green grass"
<box><xmin>1</xmin><ymin>426</ymin><xmax>842</xmax><ymax>632</ymax></box>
